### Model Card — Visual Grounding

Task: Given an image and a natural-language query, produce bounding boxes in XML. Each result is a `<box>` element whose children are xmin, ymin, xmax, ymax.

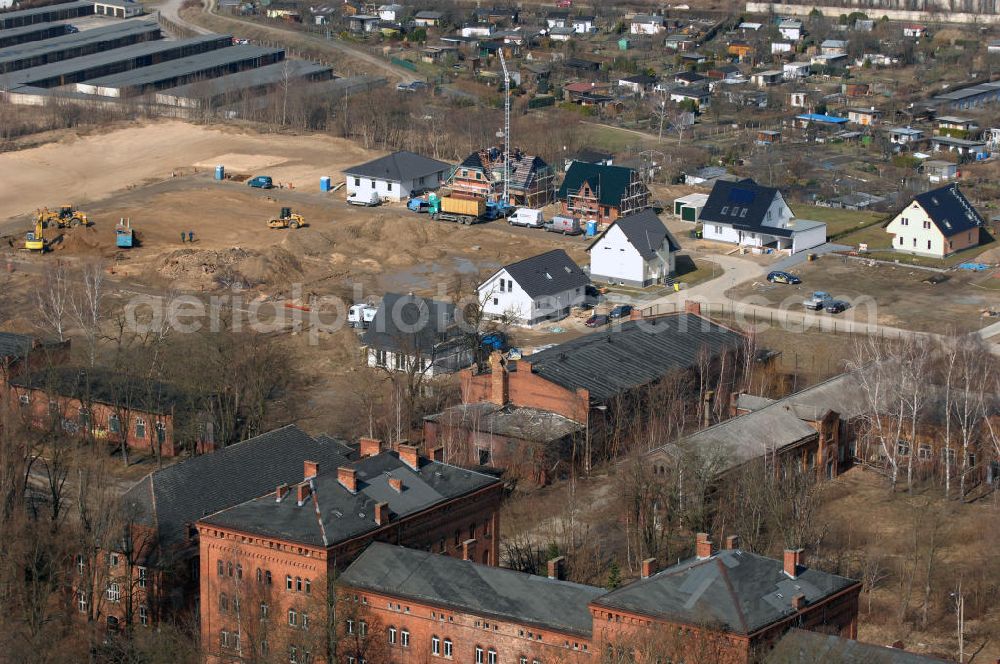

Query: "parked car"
<box><xmin>802</xmin><ymin>291</ymin><xmax>833</xmax><ymax>311</ymax></box>
<box><xmin>609</xmin><ymin>304</ymin><xmax>633</xmax><ymax>319</ymax></box>
<box><xmin>767</xmin><ymin>270</ymin><xmax>801</xmax><ymax>285</ymax></box>
<box><xmin>544</xmin><ymin>215</ymin><xmax>582</xmax><ymax>235</ymax></box>
<box><xmin>585</xmin><ymin>314</ymin><xmax>609</xmax><ymax>328</ymax></box>
<box><xmin>508</xmin><ymin>207</ymin><xmax>544</xmax><ymax>228</ymax></box>
<box><xmin>824</xmin><ymin>300</ymin><xmax>849</xmax><ymax>314</ymax></box>
<box><xmin>246</xmin><ymin>175</ymin><xmax>273</xmax><ymax>189</ymax></box>
<box><xmin>396</xmin><ymin>82</ymin><xmax>411</xmax><ymax>91</ymax></box>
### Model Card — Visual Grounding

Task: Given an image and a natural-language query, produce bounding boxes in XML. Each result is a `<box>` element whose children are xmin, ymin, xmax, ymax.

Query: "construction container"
<box><xmin>320</xmin><ymin>176</ymin><xmax>332</xmax><ymax>192</ymax></box>
<box><xmin>439</xmin><ymin>197</ymin><xmax>485</xmax><ymax>217</ymax></box>
<box><xmin>215</xmin><ymin>165</ymin><xmax>225</xmax><ymax>180</ymax></box>
<box><xmin>586</xmin><ymin>220</ymin><xmax>598</xmax><ymax>236</ymax></box>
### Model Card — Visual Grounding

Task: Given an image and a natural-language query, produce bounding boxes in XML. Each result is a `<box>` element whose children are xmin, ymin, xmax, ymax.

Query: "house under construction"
<box><xmin>557</xmin><ymin>161</ymin><xmax>651</xmax><ymax>226</ymax></box>
<box><xmin>449</xmin><ymin>147</ymin><xmax>555</xmax><ymax>208</ymax></box>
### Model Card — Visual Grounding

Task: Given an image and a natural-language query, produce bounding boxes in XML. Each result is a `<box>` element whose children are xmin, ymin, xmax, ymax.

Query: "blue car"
<box><xmin>609</xmin><ymin>304</ymin><xmax>633</xmax><ymax>319</ymax></box>
<box><xmin>247</xmin><ymin>175</ymin><xmax>273</xmax><ymax>189</ymax></box>
<box><xmin>767</xmin><ymin>271</ymin><xmax>801</xmax><ymax>285</ymax></box>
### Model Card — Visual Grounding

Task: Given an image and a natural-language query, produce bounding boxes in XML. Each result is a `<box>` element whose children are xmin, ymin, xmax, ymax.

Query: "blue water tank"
<box><xmin>215</xmin><ymin>165</ymin><xmax>225</xmax><ymax>180</ymax></box>
<box><xmin>320</xmin><ymin>176</ymin><xmax>332</xmax><ymax>192</ymax></box>
<box><xmin>586</xmin><ymin>219</ymin><xmax>598</xmax><ymax>237</ymax></box>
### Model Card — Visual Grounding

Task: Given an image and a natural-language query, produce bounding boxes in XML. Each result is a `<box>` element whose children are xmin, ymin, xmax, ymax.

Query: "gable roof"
<box><xmin>768</xmin><ymin>629</ymin><xmax>952</xmax><ymax>663</ymax></box>
<box><xmin>675</xmin><ymin>70</ymin><xmax>706</xmax><ymax>83</ymax></box>
<box><xmin>586</xmin><ymin>209</ymin><xmax>679</xmax><ymax>259</ymax></box>
<box><xmin>593</xmin><ymin>548</ymin><xmax>858</xmax><ymax>634</ymax></box>
<box><xmin>123</xmin><ymin>425</ymin><xmax>352</xmax><ymax>550</ymax></box>
<box><xmin>526</xmin><ymin>314</ymin><xmax>743</xmax><ymax>403</ymax></box>
<box><xmin>360</xmin><ymin>292</ymin><xmax>463</xmax><ymax>354</ymax></box>
<box><xmin>699</xmin><ymin>178</ymin><xmax>788</xmax><ymax>235</ymax></box>
<box><xmin>344</xmin><ymin>150</ymin><xmax>451</xmax><ymax>182</ymax></box>
<box><xmin>569</xmin><ymin>147</ymin><xmax>612</xmax><ymax>164</ymax></box>
<box><xmin>491</xmin><ymin>249</ymin><xmax>589</xmax><ymax>299</ymax></box>
<box><xmin>557</xmin><ymin>161</ymin><xmax>638</xmax><ymax>207</ymax></box>
<box><xmin>200</xmin><ymin>451</ymin><xmax>499</xmax><ymax>547</ymax></box>
<box><xmin>11</xmin><ymin>366</ymin><xmax>195</xmax><ymax>416</ymax></box>
<box><xmin>0</xmin><ymin>332</ymin><xmax>34</xmax><ymax>361</ymax></box>
<box><xmin>341</xmin><ymin>543</ymin><xmax>605</xmax><ymax>636</ymax></box>
<box><xmin>911</xmin><ymin>183</ymin><xmax>983</xmax><ymax>236</ymax></box>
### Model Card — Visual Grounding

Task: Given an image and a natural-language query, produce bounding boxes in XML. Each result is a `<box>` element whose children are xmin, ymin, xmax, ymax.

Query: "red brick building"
<box><xmin>336</xmin><ymin>534</ymin><xmax>861</xmax><ymax>664</ymax></box>
<box><xmin>196</xmin><ymin>441</ymin><xmax>503</xmax><ymax>664</ymax></box>
<box><xmin>557</xmin><ymin>161</ymin><xmax>650</xmax><ymax>226</ymax></box>
<box><xmin>0</xmin><ymin>331</ymin><xmax>69</xmax><ymax>383</ymax></box>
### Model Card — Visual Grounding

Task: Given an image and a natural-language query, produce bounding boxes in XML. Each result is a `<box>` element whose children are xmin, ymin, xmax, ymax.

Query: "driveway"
<box><xmin>769</xmin><ymin>243</ymin><xmax>852</xmax><ymax>272</ymax></box>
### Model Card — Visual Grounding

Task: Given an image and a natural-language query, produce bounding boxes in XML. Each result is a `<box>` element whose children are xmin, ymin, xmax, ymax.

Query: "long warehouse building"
<box><xmin>0</xmin><ymin>33</ymin><xmax>231</xmax><ymax>88</ymax></box>
<box><xmin>0</xmin><ymin>19</ymin><xmax>161</xmax><ymax>73</ymax></box>
<box><xmin>77</xmin><ymin>45</ymin><xmax>284</xmax><ymax>97</ymax></box>
<box><xmin>0</xmin><ymin>23</ymin><xmax>72</xmax><ymax>48</ymax></box>
<box><xmin>154</xmin><ymin>59</ymin><xmax>330</xmax><ymax>108</ymax></box>
<box><xmin>0</xmin><ymin>1</ymin><xmax>94</xmax><ymax>30</ymax></box>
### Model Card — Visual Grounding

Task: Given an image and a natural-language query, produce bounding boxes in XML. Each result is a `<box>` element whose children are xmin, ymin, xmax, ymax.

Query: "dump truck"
<box><xmin>115</xmin><ymin>218</ymin><xmax>136</xmax><ymax>248</ymax></box>
<box><xmin>267</xmin><ymin>207</ymin><xmax>305</xmax><ymax>229</ymax></box>
<box><xmin>429</xmin><ymin>194</ymin><xmax>486</xmax><ymax>225</ymax></box>
<box><xmin>38</xmin><ymin>205</ymin><xmax>89</xmax><ymax>229</ymax></box>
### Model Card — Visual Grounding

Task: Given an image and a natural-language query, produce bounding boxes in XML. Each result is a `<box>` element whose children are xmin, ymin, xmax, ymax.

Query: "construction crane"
<box><xmin>498</xmin><ymin>48</ymin><xmax>511</xmax><ymax>207</ymax></box>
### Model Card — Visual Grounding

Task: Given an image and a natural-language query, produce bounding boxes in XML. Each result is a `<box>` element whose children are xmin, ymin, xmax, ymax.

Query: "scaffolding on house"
<box><xmin>563</xmin><ymin>171</ymin><xmax>650</xmax><ymax>224</ymax></box>
<box><xmin>448</xmin><ymin>147</ymin><xmax>555</xmax><ymax>207</ymax></box>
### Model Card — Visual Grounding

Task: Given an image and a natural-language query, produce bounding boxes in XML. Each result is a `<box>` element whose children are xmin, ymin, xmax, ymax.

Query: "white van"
<box><xmin>508</xmin><ymin>207</ymin><xmax>544</xmax><ymax>228</ymax></box>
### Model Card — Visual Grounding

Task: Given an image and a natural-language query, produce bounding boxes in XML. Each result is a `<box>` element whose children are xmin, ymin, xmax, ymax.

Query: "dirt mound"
<box><xmin>53</xmin><ymin>226</ymin><xmax>106</xmax><ymax>256</ymax></box>
<box><xmin>237</xmin><ymin>245</ymin><xmax>305</xmax><ymax>286</ymax></box>
<box><xmin>158</xmin><ymin>247</ymin><xmax>255</xmax><ymax>280</ymax></box>
<box><xmin>278</xmin><ymin>227</ymin><xmax>337</xmax><ymax>257</ymax></box>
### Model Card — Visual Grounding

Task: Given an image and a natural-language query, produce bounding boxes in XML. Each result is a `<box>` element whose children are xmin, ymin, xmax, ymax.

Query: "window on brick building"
<box><xmin>360</xmin><ymin>620</ymin><xmax>367</xmax><ymax>637</ymax></box>
<box><xmin>389</xmin><ymin>627</ymin><xmax>397</xmax><ymax>644</ymax></box>
<box><xmin>432</xmin><ymin>635</ymin><xmax>440</xmax><ymax>655</ymax></box>
<box><xmin>77</xmin><ymin>591</ymin><xmax>87</xmax><ymax>613</ymax></box>
<box><xmin>266</xmin><ymin>571</ymin><xmax>272</xmax><ymax>585</ymax></box>
<box><xmin>139</xmin><ymin>605</ymin><xmax>148</xmax><ymax>626</ymax></box>
<box><xmin>286</xmin><ymin>575</ymin><xmax>293</xmax><ymax>590</ymax></box>
<box><xmin>289</xmin><ymin>645</ymin><xmax>298</xmax><ymax>663</ymax></box>
<box><xmin>217</xmin><ymin>560</ymin><xmax>223</xmax><ymax>577</ymax></box>
<box><xmin>469</xmin><ymin>522</ymin><xmax>476</xmax><ymax>540</ymax></box>
<box><xmin>220</xmin><ymin>630</ymin><xmax>229</xmax><ymax>649</ymax></box>
<box><xmin>76</xmin><ymin>555</ymin><xmax>85</xmax><ymax>575</ymax></box>
<box><xmin>288</xmin><ymin>608</ymin><xmax>298</xmax><ymax>626</ymax></box>
<box><xmin>220</xmin><ymin>593</ymin><xmax>228</xmax><ymax>613</ymax></box>
<box><xmin>109</xmin><ymin>553</ymin><xmax>119</xmax><ymax>567</ymax></box>
<box><xmin>236</xmin><ymin>564</ymin><xmax>243</xmax><ymax>579</ymax></box>
<box><xmin>520</xmin><ymin>657</ymin><xmax>527</xmax><ymax>664</ymax></box>
<box><xmin>302</xmin><ymin>612</ymin><xmax>310</xmax><ymax>630</ymax></box>
<box><xmin>305</xmin><ymin>578</ymin><xmax>311</xmax><ymax>594</ymax></box>
<box><xmin>897</xmin><ymin>440</ymin><xmax>910</xmax><ymax>457</ymax></box>
<box><xmin>135</xmin><ymin>418</ymin><xmax>146</xmax><ymax>439</ymax></box>
<box><xmin>475</xmin><ymin>646</ymin><xmax>484</xmax><ymax>664</ymax></box>
<box><xmin>109</xmin><ymin>414</ymin><xmax>121</xmax><ymax>434</ymax></box>
<box><xmin>138</xmin><ymin>566</ymin><xmax>147</xmax><ymax>588</ymax></box>
<box><xmin>261</xmin><ymin>602</ymin><xmax>269</xmax><ymax>619</ymax></box>
<box><xmin>918</xmin><ymin>444</ymin><xmax>932</xmax><ymax>460</ymax></box>
<box><xmin>261</xmin><ymin>639</ymin><xmax>269</xmax><ymax>656</ymax></box>
<box><xmin>400</xmin><ymin>629</ymin><xmax>409</xmax><ymax>647</ymax></box>
<box><xmin>296</xmin><ymin>577</ymin><xmax>302</xmax><ymax>592</ymax></box>
<box><xmin>227</xmin><ymin>562</ymin><xmax>233</xmax><ymax>577</ymax></box>
<box><xmin>346</xmin><ymin>618</ymin><xmax>354</xmax><ymax>634</ymax></box>
<box><xmin>106</xmin><ymin>582</ymin><xmax>121</xmax><ymax>603</ymax></box>
<box><xmin>488</xmin><ymin>649</ymin><xmax>497</xmax><ymax>664</ymax></box>
<box><xmin>443</xmin><ymin>639</ymin><xmax>453</xmax><ymax>658</ymax></box>
<box><xmin>257</xmin><ymin>568</ymin><xmax>263</xmax><ymax>583</ymax></box>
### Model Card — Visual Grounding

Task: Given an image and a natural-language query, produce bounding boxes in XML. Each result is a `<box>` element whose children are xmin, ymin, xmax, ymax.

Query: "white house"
<box><xmin>545</xmin><ymin>11</ymin><xmax>568</xmax><ymax>28</ymax></box>
<box><xmin>618</xmin><ymin>73</ymin><xmax>657</xmax><ymax>96</ymax></box>
<box><xmin>571</xmin><ymin>16</ymin><xmax>595</xmax><ymax>33</ymax></box>
<box><xmin>413</xmin><ymin>10</ymin><xmax>443</xmax><ymax>26</ymax></box>
<box><xmin>778</xmin><ymin>19</ymin><xmax>802</xmax><ymax>40</ymax></box>
<box><xmin>670</xmin><ymin>86</ymin><xmax>711</xmax><ymax>108</ymax></box>
<box><xmin>478</xmin><ymin>249</ymin><xmax>589</xmax><ymax>326</ymax></box>
<box><xmin>587</xmin><ymin>210</ymin><xmax>680</xmax><ymax>287</ymax></box>
<box><xmin>699</xmin><ymin>178</ymin><xmax>827</xmax><ymax>254</ymax></box>
<box><xmin>751</xmin><ymin>70</ymin><xmax>783</xmax><ymax>88</ymax></box>
<box><xmin>783</xmin><ymin>62</ymin><xmax>811</xmax><ymax>80</ymax></box>
<box><xmin>924</xmin><ymin>160</ymin><xmax>958</xmax><ymax>183</ymax></box>
<box><xmin>885</xmin><ymin>184</ymin><xmax>983</xmax><ymax>257</ymax></box>
<box><xmin>344</xmin><ymin>150</ymin><xmax>451</xmax><ymax>203</ymax></box>
<box><xmin>771</xmin><ymin>41</ymin><xmax>793</xmax><ymax>54</ymax></box>
<box><xmin>361</xmin><ymin>293</ymin><xmax>474</xmax><ymax>377</ymax></box>
<box><xmin>548</xmin><ymin>26</ymin><xmax>574</xmax><ymax>41</ymax></box>
<box><xmin>903</xmin><ymin>24</ymin><xmax>926</xmax><ymax>38</ymax></box>
<box><xmin>673</xmin><ymin>193</ymin><xmax>709</xmax><ymax>221</ymax></box>
<box><xmin>629</xmin><ymin>14</ymin><xmax>664</xmax><ymax>35</ymax></box>
<box><xmin>888</xmin><ymin>126</ymin><xmax>924</xmax><ymax>146</ymax></box>
<box><xmin>460</xmin><ymin>23</ymin><xmax>493</xmax><ymax>38</ymax></box>
<box><xmin>377</xmin><ymin>3</ymin><xmax>404</xmax><ymax>21</ymax></box>
<box><xmin>820</xmin><ymin>39</ymin><xmax>847</xmax><ymax>55</ymax></box>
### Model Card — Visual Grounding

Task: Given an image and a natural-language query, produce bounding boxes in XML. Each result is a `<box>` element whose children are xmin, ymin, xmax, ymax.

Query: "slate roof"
<box><xmin>569</xmin><ymin>147</ymin><xmax>612</xmax><ymax>164</ymax></box>
<box><xmin>494</xmin><ymin>249</ymin><xmax>589</xmax><ymax>299</ymax></box>
<box><xmin>621</xmin><ymin>73</ymin><xmax>658</xmax><ymax>85</ymax></box>
<box><xmin>200</xmin><ymin>451</ymin><xmax>499</xmax><ymax>547</ymax></box>
<box><xmin>11</xmin><ymin>366</ymin><xmax>194</xmax><ymax>415</ymax></box>
<box><xmin>526</xmin><ymin>313</ymin><xmax>744</xmax><ymax>403</ymax></box>
<box><xmin>340</xmin><ymin>543</ymin><xmax>605</xmax><ymax>636</ymax></box>
<box><xmin>593</xmin><ymin>548</ymin><xmax>859</xmax><ymax>634</ymax></box>
<box><xmin>586</xmin><ymin>209</ymin><xmax>680</xmax><ymax>260</ymax></box>
<box><xmin>0</xmin><ymin>331</ymin><xmax>33</xmax><ymax>361</ymax></box>
<box><xmin>912</xmin><ymin>183</ymin><xmax>983</xmax><ymax>236</ymax></box>
<box><xmin>425</xmin><ymin>402</ymin><xmax>584</xmax><ymax>443</ymax></box>
<box><xmin>344</xmin><ymin>150</ymin><xmax>451</xmax><ymax>182</ymax></box>
<box><xmin>360</xmin><ymin>292</ymin><xmax>464</xmax><ymax>355</ymax></box>
<box><xmin>768</xmin><ymin>629</ymin><xmax>952</xmax><ymax>663</ymax></box>
<box><xmin>557</xmin><ymin>161</ymin><xmax>638</xmax><ymax>207</ymax></box>
<box><xmin>675</xmin><ymin>71</ymin><xmax>706</xmax><ymax>83</ymax></box>
<box><xmin>699</xmin><ymin>178</ymin><xmax>791</xmax><ymax>237</ymax></box>
<box><xmin>122</xmin><ymin>425</ymin><xmax>353</xmax><ymax>550</ymax></box>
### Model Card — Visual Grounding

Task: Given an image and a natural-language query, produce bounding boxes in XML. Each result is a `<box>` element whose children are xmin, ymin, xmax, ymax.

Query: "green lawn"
<box><xmin>790</xmin><ymin>204</ymin><xmax>887</xmax><ymax>239</ymax></box>
<box><xmin>836</xmin><ymin>228</ymin><xmax>997</xmax><ymax>268</ymax></box>
<box><xmin>580</xmin><ymin>123</ymin><xmax>656</xmax><ymax>153</ymax></box>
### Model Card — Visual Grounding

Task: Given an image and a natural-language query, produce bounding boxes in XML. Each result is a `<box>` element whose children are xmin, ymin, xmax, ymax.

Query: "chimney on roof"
<box><xmin>338</xmin><ymin>467</ymin><xmax>357</xmax><ymax>493</ymax></box>
<box><xmin>374</xmin><ymin>502</ymin><xmax>389</xmax><ymax>526</ymax></box>
<box><xmin>695</xmin><ymin>533</ymin><xmax>713</xmax><ymax>559</ymax></box>
<box><xmin>275</xmin><ymin>483</ymin><xmax>290</xmax><ymax>502</ymax></box>
<box><xmin>784</xmin><ymin>548</ymin><xmax>804</xmax><ymax>579</ymax></box>
<box><xmin>304</xmin><ymin>460</ymin><xmax>319</xmax><ymax>479</ymax></box>
<box><xmin>641</xmin><ymin>558</ymin><xmax>657</xmax><ymax>579</ymax></box>
<box><xmin>725</xmin><ymin>535</ymin><xmax>740</xmax><ymax>550</ymax></box>
<box><xmin>389</xmin><ymin>477</ymin><xmax>403</xmax><ymax>493</ymax></box>
<box><xmin>462</xmin><ymin>538</ymin><xmax>476</xmax><ymax>561</ymax></box>
<box><xmin>360</xmin><ymin>437</ymin><xmax>382</xmax><ymax>457</ymax></box>
<box><xmin>547</xmin><ymin>556</ymin><xmax>566</xmax><ymax>580</ymax></box>
<box><xmin>399</xmin><ymin>443</ymin><xmax>420</xmax><ymax>471</ymax></box>
<box><xmin>488</xmin><ymin>351</ymin><xmax>508</xmax><ymax>406</ymax></box>
<box><xmin>702</xmin><ymin>390</ymin><xmax>714</xmax><ymax>428</ymax></box>
<box><xmin>296</xmin><ymin>482</ymin><xmax>311</xmax><ymax>506</ymax></box>
<box><xmin>791</xmin><ymin>593</ymin><xmax>807</xmax><ymax>610</ymax></box>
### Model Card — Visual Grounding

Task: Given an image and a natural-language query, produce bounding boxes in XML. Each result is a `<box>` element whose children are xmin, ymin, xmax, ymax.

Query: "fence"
<box><xmin>390</xmin><ymin>57</ymin><xmax>417</xmax><ymax>71</ymax></box>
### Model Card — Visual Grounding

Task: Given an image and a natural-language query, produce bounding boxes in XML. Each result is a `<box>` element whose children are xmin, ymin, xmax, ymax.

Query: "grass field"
<box><xmin>790</xmin><ymin>204</ymin><xmax>887</xmax><ymax>239</ymax></box>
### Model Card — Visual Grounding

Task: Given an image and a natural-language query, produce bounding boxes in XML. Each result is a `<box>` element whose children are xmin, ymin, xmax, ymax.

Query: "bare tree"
<box><xmin>34</xmin><ymin>262</ymin><xmax>72</xmax><ymax>343</ymax></box>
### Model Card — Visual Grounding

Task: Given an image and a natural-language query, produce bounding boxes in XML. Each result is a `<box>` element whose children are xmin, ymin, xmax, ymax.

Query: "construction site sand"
<box><xmin>0</xmin><ymin>120</ymin><xmax>377</xmax><ymax>221</ymax></box>
<box><xmin>193</xmin><ymin>153</ymin><xmax>289</xmax><ymax>173</ymax></box>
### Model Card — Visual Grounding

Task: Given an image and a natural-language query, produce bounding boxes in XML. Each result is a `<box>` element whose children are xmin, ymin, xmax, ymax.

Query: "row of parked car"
<box><xmin>767</xmin><ymin>271</ymin><xmax>850</xmax><ymax>315</ymax></box>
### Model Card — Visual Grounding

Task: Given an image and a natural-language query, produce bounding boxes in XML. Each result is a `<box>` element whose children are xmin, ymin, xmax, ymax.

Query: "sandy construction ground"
<box><xmin>0</xmin><ymin>120</ymin><xmax>375</xmax><ymax>221</ymax></box>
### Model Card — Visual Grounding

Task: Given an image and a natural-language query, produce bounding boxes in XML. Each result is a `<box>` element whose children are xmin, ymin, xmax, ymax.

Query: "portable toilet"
<box><xmin>585</xmin><ymin>219</ymin><xmax>598</xmax><ymax>237</ymax></box>
<box><xmin>215</xmin><ymin>165</ymin><xmax>225</xmax><ymax>180</ymax></box>
<box><xmin>320</xmin><ymin>176</ymin><xmax>332</xmax><ymax>192</ymax></box>
<box><xmin>618</xmin><ymin>37</ymin><xmax>630</xmax><ymax>51</ymax></box>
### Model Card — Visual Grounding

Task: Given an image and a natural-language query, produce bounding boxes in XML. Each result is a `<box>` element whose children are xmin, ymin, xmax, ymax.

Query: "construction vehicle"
<box><xmin>25</xmin><ymin>217</ymin><xmax>46</xmax><ymax>252</ymax></box>
<box><xmin>267</xmin><ymin>207</ymin><xmax>305</xmax><ymax>230</ymax></box>
<box><xmin>38</xmin><ymin>205</ymin><xmax>89</xmax><ymax>229</ymax></box>
<box><xmin>429</xmin><ymin>194</ymin><xmax>486</xmax><ymax>225</ymax></box>
<box><xmin>348</xmin><ymin>303</ymin><xmax>377</xmax><ymax>328</ymax></box>
<box><xmin>115</xmin><ymin>218</ymin><xmax>136</xmax><ymax>248</ymax></box>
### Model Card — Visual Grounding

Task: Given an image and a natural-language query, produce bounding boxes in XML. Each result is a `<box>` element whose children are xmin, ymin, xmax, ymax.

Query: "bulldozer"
<box><xmin>267</xmin><ymin>207</ymin><xmax>305</xmax><ymax>230</ymax></box>
<box><xmin>38</xmin><ymin>205</ymin><xmax>90</xmax><ymax>229</ymax></box>
<box><xmin>25</xmin><ymin>217</ymin><xmax>47</xmax><ymax>252</ymax></box>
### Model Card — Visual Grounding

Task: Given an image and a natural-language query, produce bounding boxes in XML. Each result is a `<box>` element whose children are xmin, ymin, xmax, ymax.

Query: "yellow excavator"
<box><xmin>267</xmin><ymin>207</ymin><xmax>305</xmax><ymax>230</ymax></box>
<box><xmin>25</xmin><ymin>217</ymin><xmax>46</xmax><ymax>252</ymax></box>
<box><xmin>38</xmin><ymin>205</ymin><xmax>90</xmax><ymax>229</ymax></box>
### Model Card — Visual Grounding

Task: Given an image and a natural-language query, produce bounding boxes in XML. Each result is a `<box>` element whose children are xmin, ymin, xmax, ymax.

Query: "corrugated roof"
<box><xmin>344</xmin><ymin>150</ymin><xmax>451</xmax><ymax>182</ymax></box>
<box><xmin>497</xmin><ymin>249</ymin><xmax>589</xmax><ymax>299</ymax></box>
<box><xmin>340</xmin><ymin>543</ymin><xmax>605</xmax><ymax>636</ymax></box>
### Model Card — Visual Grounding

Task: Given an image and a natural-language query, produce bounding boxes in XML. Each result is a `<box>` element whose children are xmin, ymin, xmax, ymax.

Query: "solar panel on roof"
<box><xmin>728</xmin><ymin>188</ymin><xmax>755</xmax><ymax>204</ymax></box>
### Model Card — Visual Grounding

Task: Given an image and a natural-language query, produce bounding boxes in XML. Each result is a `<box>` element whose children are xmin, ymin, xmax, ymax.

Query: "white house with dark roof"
<box><xmin>885</xmin><ymin>183</ymin><xmax>983</xmax><ymax>257</ymax></box>
<box><xmin>477</xmin><ymin>249</ymin><xmax>588</xmax><ymax>326</ymax></box>
<box><xmin>343</xmin><ymin>150</ymin><xmax>451</xmax><ymax>202</ymax></box>
<box><xmin>699</xmin><ymin>178</ymin><xmax>826</xmax><ymax>254</ymax></box>
<box><xmin>586</xmin><ymin>209</ymin><xmax>679</xmax><ymax>287</ymax></box>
